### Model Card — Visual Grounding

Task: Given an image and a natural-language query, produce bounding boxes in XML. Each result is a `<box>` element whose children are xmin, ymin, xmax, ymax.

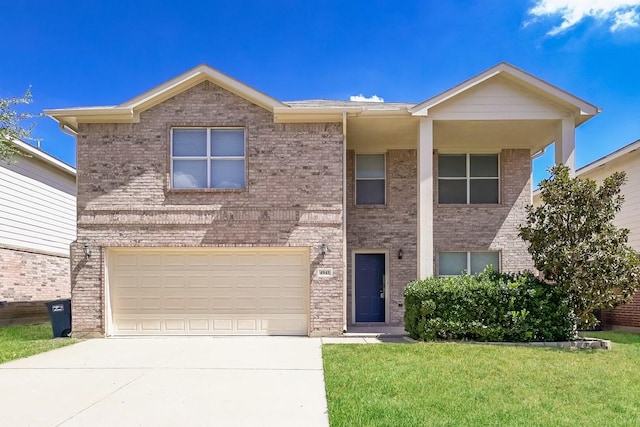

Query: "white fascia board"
<box><xmin>577</xmin><ymin>139</ymin><xmax>640</xmax><ymax>176</ymax></box>
<box><xmin>6</xmin><ymin>139</ymin><xmax>76</xmax><ymax>176</ymax></box>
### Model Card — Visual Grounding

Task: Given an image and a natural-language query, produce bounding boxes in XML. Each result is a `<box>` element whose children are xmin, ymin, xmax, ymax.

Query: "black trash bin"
<box><xmin>45</xmin><ymin>299</ymin><xmax>72</xmax><ymax>338</ymax></box>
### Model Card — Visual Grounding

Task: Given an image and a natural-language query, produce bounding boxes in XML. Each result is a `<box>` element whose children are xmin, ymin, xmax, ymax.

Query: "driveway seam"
<box><xmin>55</xmin><ymin>370</ymin><xmax>146</xmax><ymax>426</ymax></box>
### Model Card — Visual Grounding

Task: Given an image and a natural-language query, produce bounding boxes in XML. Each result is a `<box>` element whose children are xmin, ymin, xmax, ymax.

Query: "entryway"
<box><xmin>354</xmin><ymin>253</ymin><xmax>386</xmax><ymax>322</ymax></box>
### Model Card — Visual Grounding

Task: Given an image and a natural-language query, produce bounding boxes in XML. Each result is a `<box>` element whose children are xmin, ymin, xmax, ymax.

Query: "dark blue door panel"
<box><xmin>355</xmin><ymin>254</ymin><xmax>385</xmax><ymax>322</ymax></box>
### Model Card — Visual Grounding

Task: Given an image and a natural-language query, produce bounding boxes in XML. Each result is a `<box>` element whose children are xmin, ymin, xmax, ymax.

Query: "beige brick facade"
<box><xmin>47</xmin><ymin>63</ymin><xmax>600</xmax><ymax>336</ymax></box>
<box><xmin>0</xmin><ymin>246</ymin><xmax>70</xmax><ymax>302</ymax></box>
<box><xmin>433</xmin><ymin>149</ymin><xmax>534</xmax><ymax>274</ymax></box>
<box><xmin>73</xmin><ymin>81</ymin><xmax>345</xmax><ymax>335</ymax></box>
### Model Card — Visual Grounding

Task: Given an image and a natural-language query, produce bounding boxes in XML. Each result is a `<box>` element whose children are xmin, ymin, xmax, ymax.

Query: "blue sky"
<box><xmin>3</xmin><ymin>0</ymin><xmax>640</xmax><ymax>185</ymax></box>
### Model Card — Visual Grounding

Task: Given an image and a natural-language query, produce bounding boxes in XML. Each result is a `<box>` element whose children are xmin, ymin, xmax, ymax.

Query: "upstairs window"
<box><xmin>356</xmin><ymin>154</ymin><xmax>385</xmax><ymax>205</ymax></box>
<box><xmin>171</xmin><ymin>128</ymin><xmax>245</xmax><ymax>189</ymax></box>
<box><xmin>439</xmin><ymin>251</ymin><xmax>500</xmax><ymax>276</ymax></box>
<box><xmin>438</xmin><ymin>154</ymin><xmax>499</xmax><ymax>204</ymax></box>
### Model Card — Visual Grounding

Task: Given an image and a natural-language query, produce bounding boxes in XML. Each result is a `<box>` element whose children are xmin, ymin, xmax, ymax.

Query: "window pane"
<box><xmin>173</xmin><ymin>160</ymin><xmax>207</xmax><ymax>188</ymax></box>
<box><xmin>356</xmin><ymin>179</ymin><xmax>385</xmax><ymax>204</ymax></box>
<box><xmin>438</xmin><ymin>154</ymin><xmax>466</xmax><ymax>177</ymax></box>
<box><xmin>470</xmin><ymin>154</ymin><xmax>498</xmax><ymax>177</ymax></box>
<box><xmin>438</xmin><ymin>179</ymin><xmax>467</xmax><ymax>204</ymax></box>
<box><xmin>211</xmin><ymin>159</ymin><xmax>245</xmax><ymax>189</ymax></box>
<box><xmin>173</xmin><ymin>129</ymin><xmax>207</xmax><ymax>156</ymax></box>
<box><xmin>356</xmin><ymin>154</ymin><xmax>385</xmax><ymax>179</ymax></box>
<box><xmin>211</xmin><ymin>129</ymin><xmax>244</xmax><ymax>157</ymax></box>
<box><xmin>439</xmin><ymin>252</ymin><xmax>468</xmax><ymax>276</ymax></box>
<box><xmin>470</xmin><ymin>252</ymin><xmax>500</xmax><ymax>274</ymax></box>
<box><xmin>470</xmin><ymin>179</ymin><xmax>499</xmax><ymax>204</ymax></box>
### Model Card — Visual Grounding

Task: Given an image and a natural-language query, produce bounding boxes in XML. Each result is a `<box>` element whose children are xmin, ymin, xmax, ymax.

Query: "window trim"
<box><xmin>438</xmin><ymin>251</ymin><xmax>501</xmax><ymax>276</ymax></box>
<box><xmin>438</xmin><ymin>153</ymin><xmax>500</xmax><ymax>204</ymax></box>
<box><xmin>170</xmin><ymin>127</ymin><xmax>246</xmax><ymax>190</ymax></box>
<box><xmin>355</xmin><ymin>153</ymin><xmax>386</xmax><ymax>206</ymax></box>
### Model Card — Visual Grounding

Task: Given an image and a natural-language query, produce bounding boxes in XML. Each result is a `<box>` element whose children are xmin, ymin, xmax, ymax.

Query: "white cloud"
<box><xmin>612</xmin><ymin>10</ymin><xmax>640</xmax><ymax>31</ymax></box>
<box><xmin>527</xmin><ymin>0</ymin><xmax>640</xmax><ymax>35</ymax></box>
<box><xmin>349</xmin><ymin>94</ymin><xmax>384</xmax><ymax>102</ymax></box>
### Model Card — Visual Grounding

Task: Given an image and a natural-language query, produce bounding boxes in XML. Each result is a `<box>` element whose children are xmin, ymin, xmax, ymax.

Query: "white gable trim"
<box><xmin>410</xmin><ymin>62</ymin><xmax>600</xmax><ymax>122</ymax></box>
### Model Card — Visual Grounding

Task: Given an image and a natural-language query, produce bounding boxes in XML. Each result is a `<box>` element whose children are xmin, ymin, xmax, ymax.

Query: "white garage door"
<box><xmin>107</xmin><ymin>248</ymin><xmax>309</xmax><ymax>336</ymax></box>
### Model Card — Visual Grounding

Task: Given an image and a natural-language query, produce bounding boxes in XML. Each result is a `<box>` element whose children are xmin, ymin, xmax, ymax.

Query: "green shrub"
<box><xmin>403</xmin><ymin>269</ymin><xmax>574</xmax><ymax>342</ymax></box>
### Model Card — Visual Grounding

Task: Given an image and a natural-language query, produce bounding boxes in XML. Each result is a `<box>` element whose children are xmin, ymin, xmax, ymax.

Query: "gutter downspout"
<box><xmin>58</xmin><ymin>122</ymin><xmax>78</xmax><ymax>137</ymax></box>
<box><xmin>342</xmin><ymin>112</ymin><xmax>348</xmax><ymax>333</ymax></box>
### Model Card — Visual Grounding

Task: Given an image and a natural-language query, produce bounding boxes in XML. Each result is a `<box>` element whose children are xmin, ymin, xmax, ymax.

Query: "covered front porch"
<box><xmin>342</xmin><ymin>63</ymin><xmax>599</xmax><ymax>330</ymax></box>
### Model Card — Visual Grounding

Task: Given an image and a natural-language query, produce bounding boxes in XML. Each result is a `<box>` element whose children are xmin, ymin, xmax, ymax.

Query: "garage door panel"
<box><xmin>140</xmin><ymin>275</ymin><xmax>163</xmax><ymax>288</ymax></box>
<box><xmin>140</xmin><ymin>254</ymin><xmax>162</xmax><ymax>267</ymax></box>
<box><xmin>186</xmin><ymin>276</ymin><xmax>210</xmax><ymax>288</ymax></box>
<box><xmin>162</xmin><ymin>275</ymin><xmax>184</xmax><ymax>288</ymax></box>
<box><xmin>165</xmin><ymin>297</ymin><xmax>186</xmax><ymax>310</ymax></box>
<box><xmin>108</xmin><ymin>249</ymin><xmax>309</xmax><ymax>336</ymax></box>
<box><xmin>210</xmin><ymin>276</ymin><xmax>234</xmax><ymax>288</ymax></box>
<box><xmin>236</xmin><ymin>276</ymin><xmax>258</xmax><ymax>288</ymax></box>
<box><xmin>140</xmin><ymin>297</ymin><xmax>162</xmax><ymax>310</ymax></box>
<box><xmin>165</xmin><ymin>319</ymin><xmax>186</xmax><ymax>331</ymax></box>
<box><xmin>115</xmin><ymin>297</ymin><xmax>139</xmax><ymax>311</ymax></box>
<box><xmin>117</xmin><ymin>275</ymin><xmax>139</xmax><ymax>288</ymax></box>
<box><xmin>188</xmin><ymin>319</ymin><xmax>209</xmax><ymax>331</ymax></box>
<box><xmin>187</xmin><ymin>297</ymin><xmax>210</xmax><ymax>310</ymax></box>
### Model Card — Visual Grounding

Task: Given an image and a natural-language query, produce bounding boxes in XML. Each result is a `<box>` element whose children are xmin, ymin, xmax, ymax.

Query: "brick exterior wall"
<box><xmin>73</xmin><ymin>81</ymin><xmax>344</xmax><ymax>336</ymax></box>
<box><xmin>346</xmin><ymin>149</ymin><xmax>418</xmax><ymax>326</ymax></box>
<box><xmin>602</xmin><ymin>295</ymin><xmax>640</xmax><ymax>329</ymax></box>
<box><xmin>0</xmin><ymin>246</ymin><xmax>70</xmax><ymax>302</ymax></box>
<box><xmin>433</xmin><ymin>149</ymin><xmax>533</xmax><ymax>274</ymax></box>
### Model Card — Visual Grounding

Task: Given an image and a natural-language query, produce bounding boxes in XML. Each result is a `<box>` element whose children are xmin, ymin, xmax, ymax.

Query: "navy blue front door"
<box><xmin>355</xmin><ymin>254</ymin><xmax>385</xmax><ymax>322</ymax></box>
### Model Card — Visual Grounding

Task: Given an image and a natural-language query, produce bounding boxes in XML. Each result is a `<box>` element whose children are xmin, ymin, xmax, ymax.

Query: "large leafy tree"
<box><xmin>0</xmin><ymin>88</ymin><xmax>37</xmax><ymax>160</ymax></box>
<box><xmin>519</xmin><ymin>164</ymin><xmax>640</xmax><ymax>328</ymax></box>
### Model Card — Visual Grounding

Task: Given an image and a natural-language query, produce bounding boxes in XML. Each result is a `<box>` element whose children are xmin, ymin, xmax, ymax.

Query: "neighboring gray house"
<box><xmin>45</xmin><ymin>63</ymin><xmax>598</xmax><ymax>337</ymax></box>
<box><xmin>0</xmin><ymin>139</ymin><xmax>76</xmax><ymax>303</ymax></box>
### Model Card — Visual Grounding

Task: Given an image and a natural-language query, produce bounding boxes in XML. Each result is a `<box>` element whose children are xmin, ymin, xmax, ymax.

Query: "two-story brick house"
<box><xmin>46</xmin><ymin>63</ymin><xmax>599</xmax><ymax>336</ymax></box>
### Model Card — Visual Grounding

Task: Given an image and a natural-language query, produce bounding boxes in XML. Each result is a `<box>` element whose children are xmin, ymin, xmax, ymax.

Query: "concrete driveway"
<box><xmin>0</xmin><ymin>337</ymin><xmax>329</xmax><ymax>427</ymax></box>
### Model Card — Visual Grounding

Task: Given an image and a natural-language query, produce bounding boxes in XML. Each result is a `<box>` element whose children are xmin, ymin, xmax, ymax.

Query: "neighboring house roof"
<box><xmin>532</xmin><ymin>138</ymin><xmax>640</xmax><ymax>201</ymax></box>
<box><xmin>6</xmin><ymin>139</ymin><xmax>76</xmax><ymax>177</ymax></box>
<box><xmin>577</xmin><ymin>138</ymin><xmax>640</xmax><ymax>176</ymax></box>
<box><xmin>410</xmin><ymin>62</ymin><xmax>600</xmax><ymax>126</ymax></box>
<box><xmin>45</xmin><ymin>62</ymin><xmax>600</xmax><ymax>133</ymax></box>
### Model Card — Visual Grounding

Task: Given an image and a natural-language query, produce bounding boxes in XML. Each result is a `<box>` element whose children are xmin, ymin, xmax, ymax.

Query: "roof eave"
<box><xmin>6</xmin><ymin>139</ymin><xmax>76</xmax><ymax>176</ymax></box>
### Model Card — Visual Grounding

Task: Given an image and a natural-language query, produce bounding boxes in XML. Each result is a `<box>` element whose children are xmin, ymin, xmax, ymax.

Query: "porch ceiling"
<box><xmin>347</xmin><ymin>117</ymin><xmax>557</xmax><ymax>155</ymax></box>
<box><xmin>434</xmin><ymin>120</ymin><xmax>556</xmax><ymax>154</ymax></box>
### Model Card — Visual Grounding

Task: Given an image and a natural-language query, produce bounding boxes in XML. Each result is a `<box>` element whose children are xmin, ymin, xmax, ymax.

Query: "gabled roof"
<box><xmin>46</xmin><ymin>62</ymin><xmax>601</xmax><ymax>133</ymax></box>
<box><xmin>4</xmin><ymin>139</ymin><xmax>76</xmax><ymax>177</ymax></box>
<box><xmin>410</xmin><ymin>62</ymin><xmax>600</xmax><ymax>125</ymax></box>
<box><xmin>45</xmin><ymin>64</ymin><xmax>287</xmax><ymax>133</ymax></box>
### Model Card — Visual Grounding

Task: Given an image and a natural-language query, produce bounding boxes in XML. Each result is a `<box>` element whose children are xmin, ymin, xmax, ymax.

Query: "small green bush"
<box><xmin>404</xmin><ymin>269</ymin><xmax>574</xmax><ymax>342</ymax></box>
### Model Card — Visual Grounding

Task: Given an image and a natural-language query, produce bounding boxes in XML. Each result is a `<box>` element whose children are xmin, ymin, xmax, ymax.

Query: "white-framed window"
<box><xmin>438</xmin><ymin>251</ymin><xmax>500</xmax><ymax>276</ymax></box>
<box><xmin>355</xmin><ymin>154</ymin><xmax>385</xmax><ymax>205</ymax></box>
<box><xmin>438</xmin><ymin>154</ymin><xmax>499</xmax><ymax>204</ymax></box>
<box><xmin>171</xmin><ymin>128</ymin><xmax>245</xmax><ymax>189</ymax></box>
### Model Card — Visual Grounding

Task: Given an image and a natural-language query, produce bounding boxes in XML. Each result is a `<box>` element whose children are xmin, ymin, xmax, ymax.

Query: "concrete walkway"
<box><xmin>0</xmin><ymin>337</ymin><xmax>328</xmax><ymax>427</ymax></box>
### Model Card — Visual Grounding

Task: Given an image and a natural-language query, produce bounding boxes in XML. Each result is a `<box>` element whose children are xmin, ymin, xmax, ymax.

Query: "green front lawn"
<box><xmin>323</xmin><ymin>332</ymin><xmax>640</xmax><ymax>426</ymax></box>
<box><xmin>0</xmin><ymin>323</ymin><xmax>76</xmax><ymax>364</ymax></box>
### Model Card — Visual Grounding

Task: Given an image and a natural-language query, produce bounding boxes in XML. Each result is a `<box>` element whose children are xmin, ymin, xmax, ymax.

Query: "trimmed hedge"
<box><xmin>404</xmin><ymin>270</ymin><xmax>574</xmax><ymax>342</ymax></box>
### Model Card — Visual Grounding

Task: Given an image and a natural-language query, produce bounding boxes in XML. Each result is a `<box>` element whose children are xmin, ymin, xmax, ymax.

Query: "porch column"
<box><xmin>417</xmin><ymin>118</ymin><xmax>434</xmax><ymax>278</ymax></box>
<box><xmin>555</xmin><ymin>116</ymin><xmax>576</xmax><ymax>176</ymax></box>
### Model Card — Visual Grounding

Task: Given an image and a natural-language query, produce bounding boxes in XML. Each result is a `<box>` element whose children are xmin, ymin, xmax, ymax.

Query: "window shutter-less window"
<box><xmin>356</xmin><ymin>154</ymin><xmax>385</xmax><ymax>205</ymax></box>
